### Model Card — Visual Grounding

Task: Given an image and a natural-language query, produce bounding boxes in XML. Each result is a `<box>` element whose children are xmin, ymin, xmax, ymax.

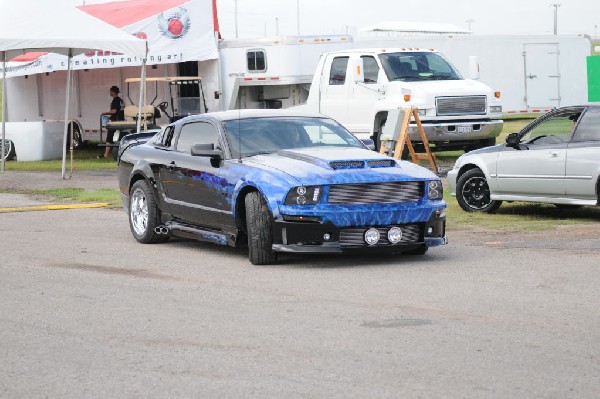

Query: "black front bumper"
<box><xmin>271</xmin><ymin>211</ymin><xmax>446</xmax><ymax>254</ymax></box>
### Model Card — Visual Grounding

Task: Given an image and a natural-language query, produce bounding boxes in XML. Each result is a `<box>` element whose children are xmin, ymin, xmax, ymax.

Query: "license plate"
<box><xmin>457</xmin><ymin>125</ymin><xmax>472</xmax><ymax>134</ymax></box>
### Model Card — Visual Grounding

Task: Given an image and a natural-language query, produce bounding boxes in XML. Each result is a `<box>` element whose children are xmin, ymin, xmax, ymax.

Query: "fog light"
<box><xmin>387</xmin><ymin>227</ymin><xmax>403</xmax><ymax>244</ymax></box>
<box><xmin>323</xmin><ymin>233</ymin><xmax>331</xmax><ymax>241</ymax></box>
<box><xmin>364</xmin><ymin>228</ymin><xmax>380</xmax><ymax>245</ymax></box>
<box><xmin>427</xmin><ymin>227</ymin><xmax>434</xmax><ymax>235</ymax></box>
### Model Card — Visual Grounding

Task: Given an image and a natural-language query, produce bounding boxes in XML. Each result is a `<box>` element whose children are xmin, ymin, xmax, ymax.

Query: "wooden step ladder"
<box><xmin>378</xmin><ymin>107</ymin><xmax>438</xmax><ymax>175</ymax></box>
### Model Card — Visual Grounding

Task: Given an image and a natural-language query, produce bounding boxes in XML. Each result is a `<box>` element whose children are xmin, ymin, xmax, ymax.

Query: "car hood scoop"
<box><xmin>277</xmin><ymin>148</ymin><xmax>397</xmax><ymax>170</ymax></box>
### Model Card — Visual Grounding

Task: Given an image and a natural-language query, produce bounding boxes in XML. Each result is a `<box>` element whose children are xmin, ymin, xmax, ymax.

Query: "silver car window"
<box><xmin>521</xmin><ymin>114</ymin><xmax>575</xmax><ymax>145</ymax></box>
<box><xmin>572</xmin><ymin>108</ymin><xmax>600</xmax><ymax>142</ymax></box>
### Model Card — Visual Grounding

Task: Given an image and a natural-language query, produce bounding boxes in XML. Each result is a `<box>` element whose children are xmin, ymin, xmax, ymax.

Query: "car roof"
<box><xmin>181</xmin><ymin>109</ymin><xmax>328</xmax><ymax>123</ymax></box>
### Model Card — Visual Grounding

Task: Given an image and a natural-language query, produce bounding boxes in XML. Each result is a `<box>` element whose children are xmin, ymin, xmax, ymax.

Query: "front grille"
<box><xmin>330</xmin><ymin>161</ymin><xmax>365</xmax><ymax>170</ymax></box>
<box><xmin>328</xmin><ymin>181</ymin><xmax>423</xmax><ymax>204</ymax></box>
<box><xmin>340</xmin><ymin>224</ymin><xmax>421</xmax><ymax>247</ymax></box>
<box><xmin>436</xmin><ymin>96</ymin><xmax>487</xmax><ymax>116</ymax></box>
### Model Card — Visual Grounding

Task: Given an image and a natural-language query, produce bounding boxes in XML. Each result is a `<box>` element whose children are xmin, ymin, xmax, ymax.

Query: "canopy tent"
<box><xmin>0</xmin><ymin>0</ymin><xmax>147</xmax><ymax>177</ymax></box>
<box><xmin>3</xmin><ymin>0</ymin><xmax>220</xmax><ymax>78</ymax></box>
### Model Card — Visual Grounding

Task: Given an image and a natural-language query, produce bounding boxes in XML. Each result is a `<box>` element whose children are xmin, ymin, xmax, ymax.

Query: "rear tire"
<box><xmin>245</xmin><ymin>191</ymin><xmax>277</xmax><ymax>265</ymax></box>
<box><xmin>1</xmin><ymin>139</ymin><xmax>16</xmax><ymax>161</ymax></box>
<box><xmin>128</xmin><ymin>180</ymin><xmax>167</xmax><ymax>244</ymax></box>
<box><xmin>456</xmin><ymin>168</ymin><xmax>502</xmax><ymax>213</ymax></box>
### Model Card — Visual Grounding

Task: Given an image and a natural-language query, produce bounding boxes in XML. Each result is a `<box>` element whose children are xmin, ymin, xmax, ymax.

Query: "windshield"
<box><xmin>223</xmin><ymin>117</ymin><xmax>366</xmax><ymax>158</ymax></box>
<box><xmin>379</xmin><ymin>52</ymin><xmax>462</xmax><ymax>82</ymax></box>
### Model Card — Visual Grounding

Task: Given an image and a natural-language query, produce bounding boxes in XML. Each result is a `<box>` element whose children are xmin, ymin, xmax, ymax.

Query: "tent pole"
<box><xmin>1</xmin><ymin>51</ymin><xmax>7</xmax><ymax>174</ymax></box>
<box><xmin>136</xmin><ymin>59</ymin><xmax>147</xmax><ymax>134</ymax></box>
<box><xmin>61</xmin><ymin>49</ymin><xmax>73</xmax><ymax>179</ymax></box>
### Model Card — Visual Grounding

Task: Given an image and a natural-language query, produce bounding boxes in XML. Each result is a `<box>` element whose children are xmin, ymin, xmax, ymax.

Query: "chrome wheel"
<box><xmin>130</xmin><ymin>187</ymin><xmax>149</xmax><ymax>236</ymax></box>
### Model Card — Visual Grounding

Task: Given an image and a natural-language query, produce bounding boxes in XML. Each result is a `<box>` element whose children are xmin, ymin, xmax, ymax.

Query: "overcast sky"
<box><xmin>75</xmin><ymin>0</ymin><xmax>600</xmax><ymax>39</ymax></box>
<box><xmin>216</xmin><ymin>0</ymin><xmax>600</xmax><ymax>38</ymax></box>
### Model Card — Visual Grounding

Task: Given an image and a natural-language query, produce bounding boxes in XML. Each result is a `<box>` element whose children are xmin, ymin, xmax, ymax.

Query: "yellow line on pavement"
<box><xmin>0</xmin><ymin>203</ymin><xmax>112</xmax><ymax>213</ymax></box>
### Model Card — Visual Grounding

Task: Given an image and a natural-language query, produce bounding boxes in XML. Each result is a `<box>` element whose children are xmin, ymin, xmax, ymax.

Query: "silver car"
<box><xmin>447</xmin><ymin>106</ymin><xmax>600</xmax><ymax>212</ymax></box>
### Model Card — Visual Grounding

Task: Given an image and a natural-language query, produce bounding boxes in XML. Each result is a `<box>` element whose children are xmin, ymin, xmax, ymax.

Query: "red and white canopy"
<box><xmin>3</xmin><ymin>0</ymin><xmax>219</xmax><ymax>77</ymax></box>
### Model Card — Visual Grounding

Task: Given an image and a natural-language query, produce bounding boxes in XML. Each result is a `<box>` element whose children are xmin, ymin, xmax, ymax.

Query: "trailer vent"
<box><xmin>436</xmin><ymin>96</ymin><xmax>487</xmax><ymax>116</ymax></box>
<box><xmin>328</xmin><ymin>181</ymin><xmax>423</xmax><ymax>204</ymax></box>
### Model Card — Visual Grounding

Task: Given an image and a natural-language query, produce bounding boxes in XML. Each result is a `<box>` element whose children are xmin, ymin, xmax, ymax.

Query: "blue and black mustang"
<box><xmin>117</xmin><ymin>110</ymin><xmax>447</xmax><ymax>265</ymax></box>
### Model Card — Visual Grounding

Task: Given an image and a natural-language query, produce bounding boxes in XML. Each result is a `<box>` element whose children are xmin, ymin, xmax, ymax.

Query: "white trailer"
<box><xmin>3</xmin><ymin>34</ymin><xmax>352</xmax><ymax>155</ymax></box>
<box><xmin>354</xmin><ymin>34</ymin><xmax>596</xmax><ymax>114</ymax></box>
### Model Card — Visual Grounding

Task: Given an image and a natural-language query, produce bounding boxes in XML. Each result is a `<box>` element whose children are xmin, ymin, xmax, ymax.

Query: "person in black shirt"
<box><xmin>98</xmin><ymin>86</ymin><xmax>125</xmax><ymax>159</ymax></box>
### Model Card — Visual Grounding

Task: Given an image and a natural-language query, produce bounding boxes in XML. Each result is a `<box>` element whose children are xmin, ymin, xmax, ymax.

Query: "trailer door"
<box><xmin>524</xmin><ymin>43</ymin><xmax>560</xmax><ymax>110</ymax></box>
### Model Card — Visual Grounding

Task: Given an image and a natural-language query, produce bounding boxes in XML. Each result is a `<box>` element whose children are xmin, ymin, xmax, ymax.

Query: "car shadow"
<box><xmin>495</xmin><ymin>203</ymin><xmax>600</xmax><ymax>220</ymax></box>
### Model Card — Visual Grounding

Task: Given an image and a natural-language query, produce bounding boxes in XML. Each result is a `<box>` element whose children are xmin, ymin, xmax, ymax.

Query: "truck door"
<box><xmin>524</xmin><ymin>43</ymin><xmax>560</xmax><ymax>110</ymax></box>
<box><xmin>319</xmin><ymin>56</ymin><xmax>350</xmax><ymax>123</ymax></box>
<box><xmin>345</xmin><ymin>55</ymin><xmax>382</xmax><ymax>134</ymax></box>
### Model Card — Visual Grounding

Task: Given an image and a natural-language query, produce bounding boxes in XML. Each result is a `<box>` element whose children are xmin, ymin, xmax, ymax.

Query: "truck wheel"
<box><xmin>1</xmin><ymin>139</ymin><xmax>16</xmax><ymax>161</ymax></box>
<box><xmin>245</xmin><ymin>191</ymin><xmax>277</xmax><ymax>265</ymax></box>
<box><xmin>456</xmin><ymin>168</ymin><xmax>502</xmax><ymax>213</ymax></box>
<box><xmin>129</xmin><ymin>180</ymin><xmax>168</xmax><ymax>244</ymax></box>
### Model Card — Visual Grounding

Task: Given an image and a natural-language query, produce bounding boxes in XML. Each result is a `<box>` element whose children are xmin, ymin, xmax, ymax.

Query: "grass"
<box><xmin>0</xmin><ymin>187</ymin><xmax>122</xmax><ymax>206</ymax></box>
<box><xmin>443</xmin><ymin>191</ymin><xmax>600</xmax><ymax>231</ymax></box>
<box><xmin>3</xmin><ymin>144</ymin><xmax>117</xmax><ymax>171</ymax></box>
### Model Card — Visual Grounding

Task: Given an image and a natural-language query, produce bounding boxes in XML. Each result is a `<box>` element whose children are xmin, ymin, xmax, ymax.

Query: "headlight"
<box><xmin>285</xmin><ymin>186</ymin><xmax>322</xmax><ymax>205</ymax></box>
<box><xmin>490</xmin><ymin>105</ymin><xmax>503</xmax><ymax>113</ymax></box>
<box><xmin>427</xmin><ymin>180</ymin><xmax>443</xmax><ymax>200</ymax></box>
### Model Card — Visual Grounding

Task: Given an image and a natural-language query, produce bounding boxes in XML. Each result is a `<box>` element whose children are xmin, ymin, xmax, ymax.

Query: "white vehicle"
<box><xmin>296</xmin><ymin>48</ymin><xmax>503</xmax><ymax>151</ymax></box>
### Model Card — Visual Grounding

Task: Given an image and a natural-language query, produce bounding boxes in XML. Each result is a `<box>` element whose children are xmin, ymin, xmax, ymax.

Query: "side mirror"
<box><xmin>352</xmin><ymin>57</ymin><xmax>364</xmax><ymax>84</ymax></box>
<box><xmin>505</xmin><ymin>133</ymin><xmax>520</xmax><ymax>147</ymax></box>
<box><xmin>469</xmin><ymin>56</ymin><xmax>480</xmax><ymax>80</ymax></box>
<box><xmin>191</xmin><ymin>143</ymin><xmax>222</xmax><ymax>159</ymax></box>
<box><xmin>361</xmin><ymin>138</ymin><xmax>375</xmax><ymax>151</ymax></box>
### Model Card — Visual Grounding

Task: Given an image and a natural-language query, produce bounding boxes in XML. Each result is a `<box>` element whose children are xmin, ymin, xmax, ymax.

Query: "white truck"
<box><xmin>297</xmin><ymin>48</ymin><xmax>504</xmax><ymax>151</ymax></box>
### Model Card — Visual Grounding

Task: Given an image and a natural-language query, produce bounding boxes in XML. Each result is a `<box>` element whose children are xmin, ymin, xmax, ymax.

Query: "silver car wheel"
<box><xmin>130</xmin><ymin>187</ymin><xmax>149</xmax><ymax>236</ymax></box>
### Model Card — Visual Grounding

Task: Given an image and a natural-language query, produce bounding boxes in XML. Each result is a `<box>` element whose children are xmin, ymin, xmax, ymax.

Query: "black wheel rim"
<box><xmin>461</xmin><ymin>176</ymin><xmax>492</xmax><ymax>210</ymax></box>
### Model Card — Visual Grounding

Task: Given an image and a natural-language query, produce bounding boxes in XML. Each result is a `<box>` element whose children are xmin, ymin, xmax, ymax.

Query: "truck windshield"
<box><xmin>379</xmin><ymin>52</ymin><xmax>462</xmax><ymax>82</ymax></box>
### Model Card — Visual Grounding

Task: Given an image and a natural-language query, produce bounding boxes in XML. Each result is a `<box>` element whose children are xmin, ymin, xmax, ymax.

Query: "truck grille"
<box><xmin>436</xmin><ymin>96</ymin><xmax>487</xmax><ymax>116</ymax></box>
<box><xmin>340</xmin><ymin>224</ymin><xmax>421</xmax><ymax>247</ymax></box>
<box><xmin>328</xmin><ymin>181</ymin><xmax>423</xmax><ymax>204</ymax></box>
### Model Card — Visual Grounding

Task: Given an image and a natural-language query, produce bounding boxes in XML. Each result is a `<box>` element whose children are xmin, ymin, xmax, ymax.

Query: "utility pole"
<box><xmin>466</xmin><ymin>19</ymin><xmax>475</xmax><ymax>32</ymax></box>
<box><xmin>234</xmin><ymin>0</ymin><xmax>238</xmax><ymax>38</ymax></box>
<box><xmin>296</xmin><ymin>0</ymin><xmax>300</xmax><ymax>35</ymax></box>
<box><xmin>550</xmin><ymin>3</ymin><xmax>561</xmax><ymax>35</ymax></box>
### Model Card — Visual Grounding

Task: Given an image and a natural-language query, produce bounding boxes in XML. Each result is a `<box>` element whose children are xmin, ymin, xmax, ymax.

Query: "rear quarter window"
<box><xmin>572</xmin><ymin>108</ymin><xmax>600</xmax><ymax>142</ymax></box>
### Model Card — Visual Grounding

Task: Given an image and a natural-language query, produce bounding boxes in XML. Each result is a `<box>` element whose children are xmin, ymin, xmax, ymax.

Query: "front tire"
<box><xmin>245</xmin><ymin>191</ymin><xmax>277</xmax><ymax>265</ymax></box>
<box><xmin>128</xmin><ymin>180</ymin><xmax>167</xmax><ymax>244</ymax></box>
<box><xmin>456</xmin><ymin>168</ymin><xmax>502</xmax><ymax>213</ymax></box>
<box><xmin>1</xmin><ymin>139</ymin><xmax>16</xmax><ymax>161</ymax></box>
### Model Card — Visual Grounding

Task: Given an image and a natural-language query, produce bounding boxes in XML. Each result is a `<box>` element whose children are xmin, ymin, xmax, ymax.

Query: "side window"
<box><xmin>176</xmin><ymin>122</ymin><xmax>219</xmax><ymax>153</ymax></box>
<box><xmin>522</xmin><ymin>114</ymin><xmax>575</xmax><ymax>145</ymax></box>
<box><xmin>361</xmin><ymin>56</ymin><xmax>379</xmax><ymax>83</ymax></box>
<box><xmin>247</xmin><ymin>50</ymin><xmax>266</xmax><ymax>72</ymax></box>
<box><xmin>329</xmin><ymin>56</ymin><xmax>349</xmax><ymax>85</ymax></box>
<box><xmin>572</xmin><ymin>108</ymin><xmax>600</xmax><ymax>142</ymax></box>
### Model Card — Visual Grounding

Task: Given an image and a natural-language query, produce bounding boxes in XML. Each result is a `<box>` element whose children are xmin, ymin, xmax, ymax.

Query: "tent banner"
<box><xmin>2</xmin><ymin>0</ymin><xmax>219</xmax><ymax>78</ymax></box>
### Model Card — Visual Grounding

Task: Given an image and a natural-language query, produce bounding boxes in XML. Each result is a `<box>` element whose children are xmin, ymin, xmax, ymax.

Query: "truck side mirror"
<box><xmin>469</xmin><ymin>56</ymin><xmax>480</xmax><ymax>80</ymax></box>
<box><xmin>505</xmin><ymin>133</ymin><xmax>520</xmax><ymax>147</ymax></box>
<box><xmin>352</xmin><ymin>58</ymin><xmax>364</xmax><ymax>84</ymax></box>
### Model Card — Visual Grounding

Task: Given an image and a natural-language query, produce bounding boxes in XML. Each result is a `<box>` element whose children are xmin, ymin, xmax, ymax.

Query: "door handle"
<box><xmin>549</xmin><ymin>151</ymin><xmax>559</xmax><ymax>158</ymax></box>
<box><xmin>527</xmin><ymin>74</ymin><xmax>537</xmax><ymax>79</ymax></box>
